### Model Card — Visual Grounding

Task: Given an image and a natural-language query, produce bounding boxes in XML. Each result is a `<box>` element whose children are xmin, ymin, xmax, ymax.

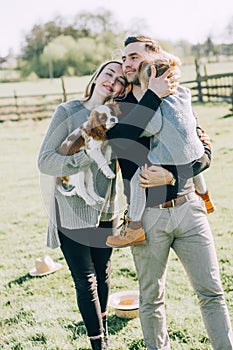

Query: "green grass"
<box><xmin>0</xmin><ymin>101</ymin><xmax>233</xmax><ymax>349</ymax></box>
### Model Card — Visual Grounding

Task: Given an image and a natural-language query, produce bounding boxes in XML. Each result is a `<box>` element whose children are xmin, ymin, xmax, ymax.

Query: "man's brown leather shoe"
<box><xmin>106</xmin><ymin>226</ymin><xmax>146</xmax><ymax>248</ymax></box>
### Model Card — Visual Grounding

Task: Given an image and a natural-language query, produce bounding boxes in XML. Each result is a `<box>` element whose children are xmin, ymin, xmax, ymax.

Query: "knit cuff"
<box><xmin>139</xmin><ymin>89</ymin><xmax>162</xmax><ymax>111</ymax></box>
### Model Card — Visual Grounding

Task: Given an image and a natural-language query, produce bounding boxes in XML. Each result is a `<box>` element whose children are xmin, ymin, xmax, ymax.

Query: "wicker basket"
<box><xmin>108</xmin><ymin>290</ymin><xmax>139</xmax><ymax>319</ymax></box>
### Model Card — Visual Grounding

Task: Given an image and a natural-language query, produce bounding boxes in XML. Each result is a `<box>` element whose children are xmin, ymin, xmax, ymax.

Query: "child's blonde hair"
<box><xmin>139</xmin><ymin>51</ymin><xmax>181</xmax><ymax>88</ymax></box>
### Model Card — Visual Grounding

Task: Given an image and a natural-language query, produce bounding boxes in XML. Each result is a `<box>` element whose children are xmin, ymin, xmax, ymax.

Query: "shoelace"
<box><xmin>117</xmin><ymin>209</ymin><xmax>129</xmax><ymax>236</ymax></box>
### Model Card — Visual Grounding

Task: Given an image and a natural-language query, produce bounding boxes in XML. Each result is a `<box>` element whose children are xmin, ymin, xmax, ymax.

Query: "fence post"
<box><xmin>203</xmin><ymin>65</ymin><xmax>210</xmax><ymax>102</ymax></box>
<box><xmin>61</xmin><ymin>76</ymin><xmax>67</xmax><ymax>102</ymax></box>
<box><xmin>14</xmin><ymin>90</ymin><xmax>20</xmax><ymax>119</ymax></box>
<box><xmin>230</xmin><ymin>85</ymin><xmax>233</xmax><ymax>113</ymax></box>
<box><xmin>195</xmin><ymin>59</ymin><xmax>203</xmax><ymax>102</ymax></box>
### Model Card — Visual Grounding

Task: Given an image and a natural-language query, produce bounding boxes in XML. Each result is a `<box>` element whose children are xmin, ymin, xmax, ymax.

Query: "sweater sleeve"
<box><xmin>177</xmin><ymin>115</ymin><xmax>212</xmax><ymax>180</ymax></box>
<box><xmin>191</xmin><ymin>142</ymin><xmax>211</xmax><ymax>176</ymax></box>
<box><xmin>107</xmin><ymin>89</ymin><xmax>162</xmax><ymax>150</ymax></box>
<box><xmin>192</xmin><ymin>113</ymin><xmax>212</xmax><ymax>176</ymax></box>
<box><xmin>38</xmin><ymin>104</ymin><xmax>92</xmax><ymax>177</ymax></box>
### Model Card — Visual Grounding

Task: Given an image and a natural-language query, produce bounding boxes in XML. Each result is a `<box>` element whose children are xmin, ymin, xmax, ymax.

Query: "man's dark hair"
<box><xmin>124</xmin><ymin>35</ymin><xmax>162</xmax><ymax>54</ymax></box>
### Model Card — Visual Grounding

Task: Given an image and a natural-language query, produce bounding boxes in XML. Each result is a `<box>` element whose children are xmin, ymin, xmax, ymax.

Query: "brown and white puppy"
<box><xmin>56</xmin><ymin>101</ymin><xmax>121</xmax><ymax>206</ymax></box>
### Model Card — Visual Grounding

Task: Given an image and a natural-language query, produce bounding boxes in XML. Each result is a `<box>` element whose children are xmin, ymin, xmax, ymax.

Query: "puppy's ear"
<box><xmin>86</xmin><ymin>110</ymin><xmax>100</xmax><ymax>131</ymax></box>
<box><xmin>89</xmin><ymin>109</ymin><xmax>99</xmax><ymax>121</ymax></box>
<box><xmin>105</xmin><ymin>100</ymin><xmax>121</xmax><ymax>117</ymax></box>
<box><xmin>86</xmin><ymin>110</ymin><xmax>107</xmax><ymax>140</ymax></box>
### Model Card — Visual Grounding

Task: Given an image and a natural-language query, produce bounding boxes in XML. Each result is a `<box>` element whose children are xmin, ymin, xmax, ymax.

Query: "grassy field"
<box><xmin>0</xmin><ymin>100</ymin><xmax>232</xmax><ymax>350</ymax></box>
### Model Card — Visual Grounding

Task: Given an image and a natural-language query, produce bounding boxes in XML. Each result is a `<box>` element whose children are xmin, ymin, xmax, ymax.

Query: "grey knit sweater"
<box><xmin>142</xmin><ymin>86</ymin><xmax>204</xmax><ymax>165</ymax></box>
<box><xmin>38</xmin><ymin>100</ymin><xmax>126</xmax><ymax>249</ymax></box>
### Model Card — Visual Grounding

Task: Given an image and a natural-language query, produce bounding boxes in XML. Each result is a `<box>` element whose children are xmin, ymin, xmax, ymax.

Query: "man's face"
<box><xmin>122</xmin><ymin>42</ymin><xmax>154</xmax><ymax>85</ymax></box>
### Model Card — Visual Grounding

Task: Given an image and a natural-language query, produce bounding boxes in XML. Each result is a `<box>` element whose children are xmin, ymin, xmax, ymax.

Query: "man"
<box><xmin>107</xmin><ymin>36</ymin><xmax>181</xmax><ymax>204</ymax></box>
<box><xmin>107</xmin><ymin>36</ymin><xmax>233</xmax><ymax>350</ymax></box>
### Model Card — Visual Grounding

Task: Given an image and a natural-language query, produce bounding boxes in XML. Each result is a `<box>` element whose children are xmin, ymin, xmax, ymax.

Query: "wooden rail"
<box><xmin>0</xmin><ymin>90</ymin><xmax>82</xmax><ymax>123</ymax></box>
<box><xmin>182</xmin><ymin>72</ymin><xmax>233</xmax><ymax>112</ymax></box>
<box><xmin>0</xmin><ymin>73</ymin><xmax>232</xmax><ymax>122</ymax></box>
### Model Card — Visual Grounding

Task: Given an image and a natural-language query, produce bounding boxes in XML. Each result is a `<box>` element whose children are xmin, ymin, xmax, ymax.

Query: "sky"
<box><xmin>1</xmin><ymin>0</ymin><xmax>232</xmax><ymax>57</ymax></box>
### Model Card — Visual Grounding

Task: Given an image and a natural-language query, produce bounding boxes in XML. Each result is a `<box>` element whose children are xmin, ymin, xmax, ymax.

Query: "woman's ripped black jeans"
<box><xmin>58</xmin><ymin>221</ymin><xmax>113</xmax><ymax>337</ymax></box>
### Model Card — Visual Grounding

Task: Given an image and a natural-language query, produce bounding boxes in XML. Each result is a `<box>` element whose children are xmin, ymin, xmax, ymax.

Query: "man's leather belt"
<box><xmin>150</xmin><ymin>193</ymin><xmax>195</xmax><ymax>209</ymax></box>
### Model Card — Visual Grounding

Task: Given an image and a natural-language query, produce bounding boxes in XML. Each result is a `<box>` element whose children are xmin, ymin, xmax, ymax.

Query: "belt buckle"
<box><xmin>159</xmin><ymin>199</ymin><xmax>175</xmax><ymax>209</ymax></box>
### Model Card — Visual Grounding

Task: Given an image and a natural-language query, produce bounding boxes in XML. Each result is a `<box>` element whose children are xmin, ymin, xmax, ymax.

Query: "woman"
<box><xmin>38</xmin><ymin>58</ymin><xmax>176</xmax><ymax>349</ymax></box>
<box><xmin>38</xmin><ymin>60</ymin><xmax>129</xmax><ymax>350</ymax></box>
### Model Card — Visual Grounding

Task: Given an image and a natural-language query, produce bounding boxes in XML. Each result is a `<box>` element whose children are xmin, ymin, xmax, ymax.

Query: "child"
<box><xmin>106</xmin><ymin>51</ymin><xmax>215</xmax><ymax>248</ymax></box>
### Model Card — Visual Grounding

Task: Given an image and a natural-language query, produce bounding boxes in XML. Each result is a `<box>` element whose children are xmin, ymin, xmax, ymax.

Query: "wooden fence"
<box><xmin>182</xmin><ymin>72</ymin><xmax>233</xmax><ymax>112</ymax></box>
<box><xmin>0</xmin><ymin>91</ymin><xmax>82</xmax><ymax>123</ymax></box>
<box><xmin>0</xmin><ymin>77</ymin><xmax>84</xmax><ymax>123</ymax></box>
<box><xmin>0</xmin><ymin>73</ymin><xmax>232</xmax><ymax>123</ymax></box>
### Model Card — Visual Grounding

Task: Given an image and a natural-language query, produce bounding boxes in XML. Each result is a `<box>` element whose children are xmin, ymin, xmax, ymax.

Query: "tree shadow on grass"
<box><xmin>63</xmin><ymin>315</ymin><xmax>132</xmax><ymax>350</ymax></box>
<box><xmin>220</xmin><ymin>112</ymin><xmax>233</xmax><ymax>119</ymax></box>
<box><xmin>108</xmin><ymin>313</ymin><xmax>131</xmax><ymax>335</ymax></box>
<box><xmin>64</xmin><ymin>320</ymin><xmax>87</xmax><ymax>340</ymax></box>
<box><xmin>64</xmin><ymin>314</ymin><xmax>130</xmax><ymax>341</ymax></box>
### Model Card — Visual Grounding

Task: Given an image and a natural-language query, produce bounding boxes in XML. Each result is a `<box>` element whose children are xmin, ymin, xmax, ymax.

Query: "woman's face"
<box><xmin>94</xmin><ymin>62</ymin><xmax>126</xmax><ymax>99</ymax></box>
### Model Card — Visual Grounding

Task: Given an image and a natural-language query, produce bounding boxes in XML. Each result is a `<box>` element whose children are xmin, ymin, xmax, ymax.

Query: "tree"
<box><xmin>191</xmin><ymin>42</ymin><xmax>203</xmax><ymax>59</ymax></box>
<box><xmin>41</xmin><ymin>35</ymin><xmax>77</xmax><ymax>78</ymax></box>
<box><xmin>19</xmin><ymin>8</ymin><xmax>126</xmax><ymax>77</ymax></box>
<box><xmin>203</xmin><ymin>36</ymin><xmax>216</xmax><ymax>62</ymax></box>
<box><xmin>224</xmin><ymin>16</ymin><xmax>233</xmax><ymax>44</ymax></box>
<box><xmin>73</xmin><ymin>8</ymin><xmax>118</xmax><ymax>36</ymax></box>
<box><xmin>21</xmin><ymin>21</ymin><xmax>63</xmax><ymax>61</ymax></box>
<box><xmin>175</xmin><ymin>40</ymin><xmax>193</xmax><ymax>62</ymax></box>
<box><xmin>38</xmin><ymin>34</ymin><xmax>122</xmax><ymax>78</ymax></box>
